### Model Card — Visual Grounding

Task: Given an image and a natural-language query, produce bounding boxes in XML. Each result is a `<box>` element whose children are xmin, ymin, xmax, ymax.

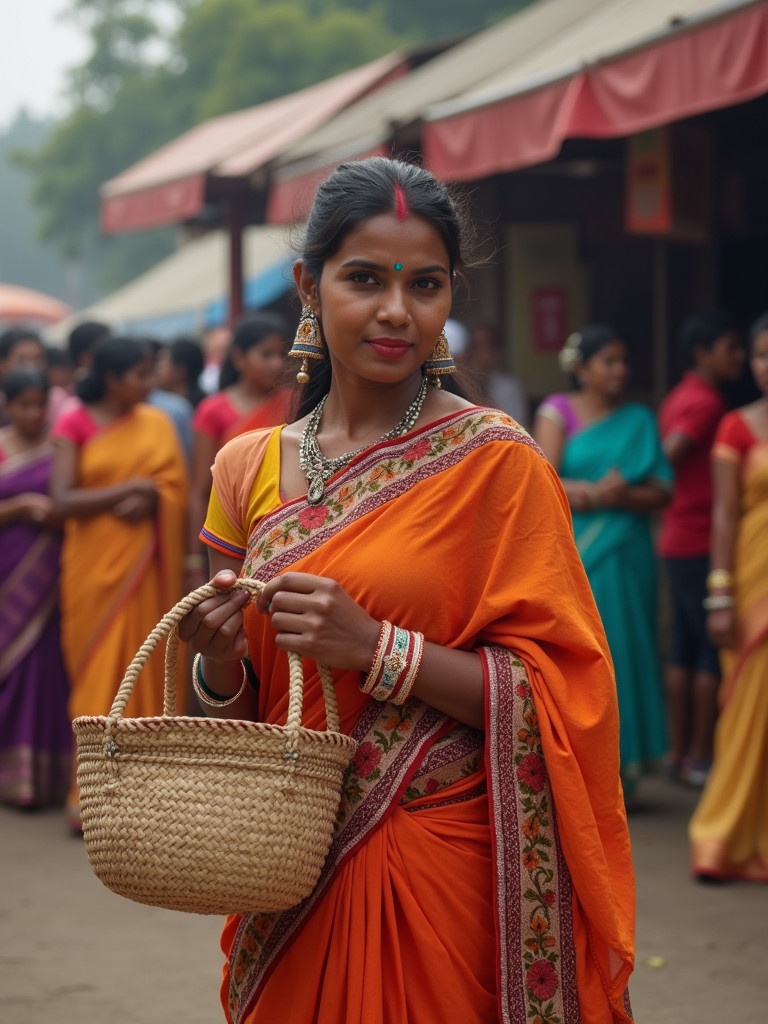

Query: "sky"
<box><xmin>0</xmin><ymin>0</ymin><xmax>89</xmax><ymax>131</ymax></box>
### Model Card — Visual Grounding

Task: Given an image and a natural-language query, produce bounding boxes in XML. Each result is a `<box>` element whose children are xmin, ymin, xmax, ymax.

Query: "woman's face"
<box><xmin>233</xmin><ymin>334</ymin><xmax>288</xmax><ymax>391</ymax></box>
<box><xmin>6</xmin><ymin>339</ymin><xmax>47</xmax><ymax>374</ymax></box>
<box><xmin>577</xmin><ymin>340</ymin><xmax>630</xmax><ymax>399</ymax></box>
<box><xmin>750</xmin><ymin>330</ymin><xmax>768</xmax><ymax>396</ymax></box>
<box><xmin>106</xmin><ymin>355</ymin><xmax>154</xmax><ymax>411</ymax></box>
<box><xmin>6</xmin><ymin>386</ymin><xmax>48</xmax><ymax>440</ymax></box>
<box><xmin>310</xmin><ymin>211</ymin><xmax>453</xmax><ymax>385</ymax></box>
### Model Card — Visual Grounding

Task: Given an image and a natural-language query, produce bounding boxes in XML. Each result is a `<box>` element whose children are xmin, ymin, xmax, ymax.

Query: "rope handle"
<box><xmin>104</xmin><ymin>578</ymin><xmax>341</xmax><ymax>738</ymax></box>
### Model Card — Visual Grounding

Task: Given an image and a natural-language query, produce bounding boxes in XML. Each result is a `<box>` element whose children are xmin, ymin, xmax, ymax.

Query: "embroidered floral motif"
<box><xmin>244</xmin><ymin>413</ymin><xmax>528</xmax><ymax>571</ymax></box>
<box><xmin>514</xmin><ymin>668</ymin><xmax>563</xmax><ymax>1024</ymax></box>
<box><xmin>336</xmin><ymin>703</ymin><xmax>417</xmax><ymax>822</ymax></box>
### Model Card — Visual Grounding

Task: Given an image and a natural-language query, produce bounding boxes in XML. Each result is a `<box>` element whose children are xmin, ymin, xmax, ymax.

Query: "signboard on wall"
<box><xmin>626</xmin><ymin>126</ymin><xmax>712</xmax><ymax>242</ymax></box>
<box><xmin>531</xmin><ymin>286</ymin><xmax>569</xmax><ymax>352</ymax></box>
<box><xmin>506</xmin><ymin>223</ymin><xmax>588</xmax><ymax>400</ymax></box>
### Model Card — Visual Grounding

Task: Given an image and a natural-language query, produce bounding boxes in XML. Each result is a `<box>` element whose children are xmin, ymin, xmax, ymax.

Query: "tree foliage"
<box><xmin>14</xmin><ymin>0</ymin><xmax>534</xmax><ymax>291</ymax></box>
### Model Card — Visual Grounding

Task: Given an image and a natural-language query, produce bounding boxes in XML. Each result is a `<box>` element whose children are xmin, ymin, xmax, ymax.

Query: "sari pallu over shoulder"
<box><xmin>60</xmin><ymin>405</ymin><xmax>187</xmax><ymax>715</ymax></box>
<box><xmin>214</xmin><ymin>409</ymin><xmax>634</xmax><ymax>1023</ymax></box>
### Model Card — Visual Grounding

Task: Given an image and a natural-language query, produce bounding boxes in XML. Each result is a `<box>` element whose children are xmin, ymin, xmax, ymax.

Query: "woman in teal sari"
<box><xmin>534</xmin><ymin>325</ymin><xmax>672</xmax><ymax>798</ymax></box>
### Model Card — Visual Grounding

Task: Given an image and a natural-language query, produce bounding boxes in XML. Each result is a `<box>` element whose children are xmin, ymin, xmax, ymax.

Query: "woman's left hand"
<box><xmin>257</xmin><ymin>573</ymin><xmax>381</xmax><ymax>672</ymax></box>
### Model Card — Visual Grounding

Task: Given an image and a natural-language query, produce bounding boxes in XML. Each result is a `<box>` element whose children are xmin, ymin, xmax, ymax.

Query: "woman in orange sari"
<box><xmin>180</xmin><ymin>158</ymin><xmax>635</xmax><ymax>1023</ymax></box>
<box><xmin>51</xmin><ymin>337</ymin><xmax>187</xmax><ymax>832</ymax></box>
<box><xmin>690</xmin><ymin>315</ymin><xmax>768</xmax><ymax>881</ymax></box>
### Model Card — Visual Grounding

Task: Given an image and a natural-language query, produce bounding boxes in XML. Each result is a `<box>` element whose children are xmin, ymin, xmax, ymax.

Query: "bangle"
<box><xmin>360</xmin><ymin>623</ymin><xmax>424</xmax><ymax>705</ymax></box>
<box><xmin>390</xmin><ymin>630</ymin><xmax>424</xmax><ymax>705</ymax></box>
<box><xmin>192</xmin><ymin>653</ymin><xmax>247</xmax><ymax>707</ymax></box>
<box><xmin>706</xmin><ymin>569</ymin><xmax>733</xmax><ymax>591</ymax></box>
<box><xmin>184</xmin><ymin>553</ymin><xmax>207</xmax><ymax>571</ymax></box>
<box><xmin>361</xmin><ymin>621</ymin><xmax>393</xmax><ymax>695</ymax></box>
<box><xmin>703</xmin><ymin>595</ymin><xmax>734</xmax><ymax>611</ymax></box>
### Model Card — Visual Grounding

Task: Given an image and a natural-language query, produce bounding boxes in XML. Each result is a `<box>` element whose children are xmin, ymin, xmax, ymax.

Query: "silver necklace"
<box><xmin>299</xmin><ymin>375</ymin><xmax>429</xmax><ymax>505</ymax></box>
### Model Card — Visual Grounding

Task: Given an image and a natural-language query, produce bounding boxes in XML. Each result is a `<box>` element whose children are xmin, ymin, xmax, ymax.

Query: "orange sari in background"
<box><xmin>203</xmin><ymin>410</ymin><xmax>635</xmax><ymax>1024</ymax></box>
<box><xmin>690</xmin><ymin>426</ymin><xmax>768</xmax><ymax>881</ymax></box>
<box><xmin>59</xmin><ymin>405</ymin><xmax>187</xmax><ymax>814</ymax></box>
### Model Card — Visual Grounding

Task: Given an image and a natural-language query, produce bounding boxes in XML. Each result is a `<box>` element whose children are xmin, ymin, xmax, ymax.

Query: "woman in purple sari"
<box><xmin>0</xmin><ymin>367</ymin><xmax>71</xmax><ymax>807</ymax></box>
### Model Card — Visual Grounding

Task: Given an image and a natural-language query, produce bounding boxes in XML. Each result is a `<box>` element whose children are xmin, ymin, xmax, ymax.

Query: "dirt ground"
<box><xmin>1</xmin><ymin>775</ymin><xmax>766</xmax><ymax>1023</ymax></box>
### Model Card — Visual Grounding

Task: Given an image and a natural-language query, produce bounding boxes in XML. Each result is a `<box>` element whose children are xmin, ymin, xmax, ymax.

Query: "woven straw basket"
<box><xmin>72</xmin><ymin>578</ymin><xmax>358</xmax><ymax>916</ymax></box>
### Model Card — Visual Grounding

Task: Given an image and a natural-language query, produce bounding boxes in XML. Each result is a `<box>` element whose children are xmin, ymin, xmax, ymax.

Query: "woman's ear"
<box><xmin>293</xmin><ymin>260</ymin><xmax>318</xmax><ymax>310</ymax></box>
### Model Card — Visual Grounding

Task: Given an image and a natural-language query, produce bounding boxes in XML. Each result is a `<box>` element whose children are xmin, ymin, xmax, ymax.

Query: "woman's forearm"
<box><xmin>53</xmin><ymin>481</ymin><xmax>142</xmax><ymax>518</ymax></box>
<box><xmin>617</xmin><ymin>483</ymin><xmax>671</xmax><ymax>514</ymax></box>
<box><xmin>393</xmin><ymin>644</ymin><xmax>486</xmax><ymax>730</ymax></box>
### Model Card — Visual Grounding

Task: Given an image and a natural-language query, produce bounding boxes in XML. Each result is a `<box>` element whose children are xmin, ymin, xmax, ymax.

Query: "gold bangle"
<box><xmin>192</xmin><ymin>653</ymin><xmax>247</xmax><ymax>708</ymax></box>
<box><xmin>706</xmin><ymin>569</ymin><xmax>733</xmax><ymax>591</ymax></box>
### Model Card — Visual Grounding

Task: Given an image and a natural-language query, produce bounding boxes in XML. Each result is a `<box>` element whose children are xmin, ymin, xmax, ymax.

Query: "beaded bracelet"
<box><xmin>192</xmin><ymin>652</ymin><xmax>248</xmax><ymax>708</ymax></box>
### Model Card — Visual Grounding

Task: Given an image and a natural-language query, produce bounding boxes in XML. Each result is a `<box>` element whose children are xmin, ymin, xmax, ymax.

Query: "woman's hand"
<box><xmin>707</xmin><ymin>607</ymin><xmax>735</xmax><ymax>650</ymax></box>
<box><xmin>595</xmin><ymin>468</ymin><xmax>629</xmax><ymax>508</ymax></box>
<box><xmin>112</xmin><ymin>478</ymin><xmax>159</xmax><ymax>521</ymax></box>
<box><xmin>178</xmin><ymin>568</ymin><xmax>251</xmax><ymax>661</ymax></box>
<box><xmin>257</xmin><ymin>573</ymin><xmax>381</xmax><ymax>672</ymax></box>
<box><xmin>18</xmin><ymin>493</ymin><xmax>57</xmax><ymax>526</ymax></box>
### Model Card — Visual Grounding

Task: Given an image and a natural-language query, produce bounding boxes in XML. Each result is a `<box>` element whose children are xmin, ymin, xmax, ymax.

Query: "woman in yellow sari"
<box><xmin>690</xmin><ymin>315</ymin><xmax>768</xmax><ymax>881</ymax></box>
<box><xmin>51</xmin><ymin>337</ymin><xmax>187</xmax><ymax>832</ymax></box>
<box><xmin>179</xmin><ymin>158</ymin><xmax>635</xmax><ymax>1023</ymax></box>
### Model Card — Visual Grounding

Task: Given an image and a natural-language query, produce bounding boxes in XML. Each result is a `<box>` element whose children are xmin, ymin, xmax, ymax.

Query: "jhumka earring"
<box><xmin>289</xmin><ymin>305</ymin><xmax>325</xmax><ymax>384</ymax></box>
<box><xmin>424</xmin><ymin>327</ymin><xmax>457</xmax><ymax>387</ymax></box>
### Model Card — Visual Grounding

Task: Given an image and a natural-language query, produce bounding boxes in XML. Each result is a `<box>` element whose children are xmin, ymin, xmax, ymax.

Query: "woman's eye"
<box><xmin>413</xmin><ymin>277</ymin><xmax>441</xmax><ymax>290</ymax></box>
<box><xmin>349</xmin><ymin>271</ymin><xmax>378</xmax><ymax>285</ymax></box>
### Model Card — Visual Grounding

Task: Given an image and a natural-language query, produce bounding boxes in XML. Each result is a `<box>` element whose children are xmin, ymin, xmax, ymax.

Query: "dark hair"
<box><xmin>76</xmin><ymin>337</ymin><xmax>151</xmax><ymax>403</ymax></box>
<box><xmin>679</xmin><ymin>311</ymin><xmax>739</xmax><ymax>368</ymax></box>
<box><xmin>748</xmin><ymin>311</ymin><xmax>768</xmax><ymax>354</ymax></box>
<box><xmin>218</xmin><ymin>311</ymin><xmax>289</xmax><ymax>389</ymax></box>
<box><xmin>295</xmin><ymin>156</ymin><xmax>473</xmax><ymax>415</ymax></box>
<box><xmin>45</xmin><ymin>345</ymin><xmax>73</xmax><ymax>370</ymax></box>
<box><xmin>0</xmin><ymin>327</ymin><xmax>44</xmax><ymax>361</ymax></box>
<box><xmin>576</xmin><ymin>324</ymin><xmax>623</xmax><ymax>362</ymax></box>
<box><xmin>67</xmin><ymin>321</ymin><xmax>111</xmax><ymax>367</ymax></box>
<box><xmin>559</xmin><ymin>324</ymin><xmax>626</xmax><ymax>388</ymax></box>
<box><xmin>168</xmin><ymin>337</ymin><xmax>206</xmax><ymax>405</ymax></box>
<box><xmin>1</xmin><ymin>365</ymin><xmax>49</xmax><ymax>402</ymax></box>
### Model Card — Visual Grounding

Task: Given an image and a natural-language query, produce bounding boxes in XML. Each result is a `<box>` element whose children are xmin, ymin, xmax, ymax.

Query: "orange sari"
<box><xmin>204</xmin><ymin>410</ymin><xmax>635</xmax><ymax>1024</ymax></box>
<box><xmin>60</xmin><ymin>405</ymin><xmax>187</xmax><ymax>811</ymax></box>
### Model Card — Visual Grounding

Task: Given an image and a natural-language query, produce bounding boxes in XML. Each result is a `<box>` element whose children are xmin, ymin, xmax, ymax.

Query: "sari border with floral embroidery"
<box><xmin>482</xmin><ymin>646</ymin><xmax>579</xmax><ymax>1024</ymax></box>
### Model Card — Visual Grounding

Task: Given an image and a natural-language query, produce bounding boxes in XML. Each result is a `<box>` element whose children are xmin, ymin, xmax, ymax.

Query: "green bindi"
<box><xmin>393</xmin><ymin>262</ymin><xmax>403</xmax><ymax>272</ymax></box>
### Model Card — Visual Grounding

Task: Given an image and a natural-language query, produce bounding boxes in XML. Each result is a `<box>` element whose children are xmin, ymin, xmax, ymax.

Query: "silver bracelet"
<box><xmin>702</xmin><ymin>594</ymin><xmax>734</xmax><ymax>611</ymax></box>
<box><xmin>192</xmin><ymin>653</ymin><xmax>248</xmax><ymax>707</ymax></box>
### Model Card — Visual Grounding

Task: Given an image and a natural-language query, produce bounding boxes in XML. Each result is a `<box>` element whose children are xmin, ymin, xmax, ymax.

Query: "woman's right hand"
<box><xmin>707</xmin><ymin>607</ymin><xmax>735</xmax><ymax>650</ymax></box>
<box><xmin>177</xmin><ymin>569</ymin><xmax>251</xmax><ymax>661</ymax></box>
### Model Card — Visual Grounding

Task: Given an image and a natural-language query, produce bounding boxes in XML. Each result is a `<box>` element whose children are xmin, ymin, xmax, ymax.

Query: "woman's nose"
<box><xmin>377</xmin><ymin>286</ymin><xmax>411</xmax><ymax>326</ymax></box>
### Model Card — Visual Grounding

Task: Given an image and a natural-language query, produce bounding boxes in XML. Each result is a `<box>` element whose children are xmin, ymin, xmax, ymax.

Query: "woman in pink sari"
<box><xmin>0</xmin><ymin>367</ymin><xmax>71</xmax><ymax>807</ymax></box>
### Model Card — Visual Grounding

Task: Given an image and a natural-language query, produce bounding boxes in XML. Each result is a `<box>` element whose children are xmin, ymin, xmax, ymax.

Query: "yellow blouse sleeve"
<box><xmin>200</xmin><ymin>427</ymin><xmax>283</xmax><ymax>558</ymax></box>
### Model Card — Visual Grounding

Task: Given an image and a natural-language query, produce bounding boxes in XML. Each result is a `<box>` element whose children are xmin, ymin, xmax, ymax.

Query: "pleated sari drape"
<box><xmin>205</xmin><ymin>409</ymin><xmax>636</xmax><ymax>1024</ymax></box>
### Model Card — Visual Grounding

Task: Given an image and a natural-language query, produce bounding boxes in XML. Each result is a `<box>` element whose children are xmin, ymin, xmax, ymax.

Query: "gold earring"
<box><xmin>289</xmin><ymin>305</ymin><xmax>325</xmax><ymax>384</ymax></box>
<box><xmin>424</xmin><ymin>328</ymin><xmax>457</xmax><ymax>388</ymax></box>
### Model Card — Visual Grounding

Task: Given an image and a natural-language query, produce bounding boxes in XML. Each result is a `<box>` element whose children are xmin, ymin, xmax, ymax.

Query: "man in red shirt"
<box><xmin>658</xmin><ymin>311</ymin><xmax>745</xmax><ymax>786</ymax></box>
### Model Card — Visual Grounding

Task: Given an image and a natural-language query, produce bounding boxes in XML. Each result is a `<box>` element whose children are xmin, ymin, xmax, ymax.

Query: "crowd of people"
<box><xmin>0</xmin><ymin>154</ymin><xmax>766</xmax><ymax>1021</ymax></box>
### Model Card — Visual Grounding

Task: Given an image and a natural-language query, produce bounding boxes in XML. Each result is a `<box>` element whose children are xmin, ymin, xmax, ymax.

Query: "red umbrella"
<box><xmin>0</xmin><ymin>283</ymin><xmax>72</xmax><ymax>326</ymax></box>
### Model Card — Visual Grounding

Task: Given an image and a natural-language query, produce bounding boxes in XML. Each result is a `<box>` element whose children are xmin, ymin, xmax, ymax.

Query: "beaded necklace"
<box><xmin>299</xmin><ymin>375</ymin><xmax>429</xmax><ymax>505</ymax></box>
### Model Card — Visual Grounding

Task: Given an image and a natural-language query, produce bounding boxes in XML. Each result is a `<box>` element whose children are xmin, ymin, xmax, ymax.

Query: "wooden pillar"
<box><xmin>227</xmin><ymin>192</ymin><xmax>245</xmax><ymax>326</ymax></box>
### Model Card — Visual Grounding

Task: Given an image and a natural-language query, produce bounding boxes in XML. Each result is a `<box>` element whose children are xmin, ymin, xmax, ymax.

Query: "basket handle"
<box><xmin>105</xmin><ymin>578</ymin><xmax>342</xmax><ymax>734</ymax></box>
